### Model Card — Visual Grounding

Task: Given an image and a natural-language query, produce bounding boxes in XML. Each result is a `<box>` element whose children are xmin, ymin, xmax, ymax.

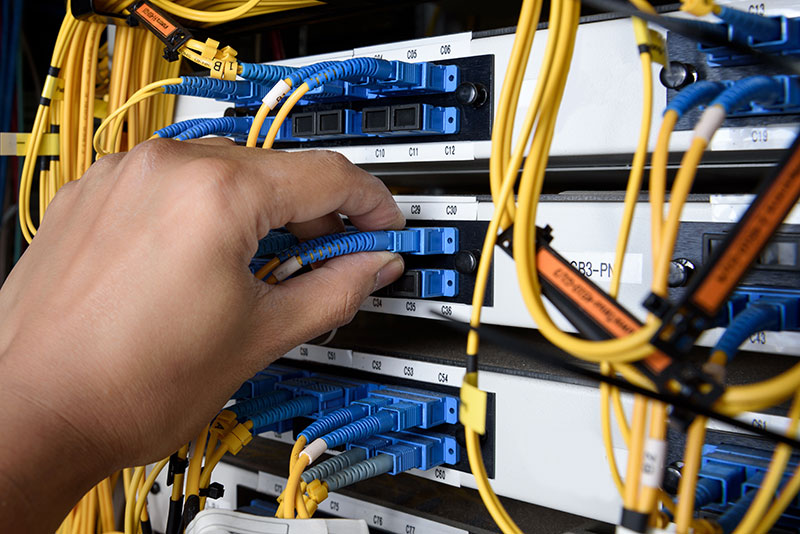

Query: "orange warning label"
<box><xmin>537</xmin><ymin>247</ymin><xmax>638</xmax><ymax>338</ymax></box>
<box><xmin>135</xmin><ymin>3</ymin><xmax>176</xmax><ymax>37</ymax></box>
<box><xmin>692</xmin><ymin>146</ymin><xmax>800</xmax><ymax>314</ymax></box>
<box><xmin>537</xmin><ymin>247</ymin><xmax>672</xmax><ymax>373</ymax></box>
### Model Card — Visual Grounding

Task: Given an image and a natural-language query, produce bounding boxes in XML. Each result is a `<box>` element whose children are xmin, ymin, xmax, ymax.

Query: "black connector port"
<box><xmin>292</xmin><ymin>112</ymin><xmax>316</xmax><ymax>137</ymax></box>
<box><xmin>317</xmin><ymin>110</ymin><xmax>343</xmax><ymax>135</ymax></box>
<box><xmin>361</xmin><ymin>107</ymin><xmax>391</xmax><ymax>133</ymax></box>
<box><xmin>391</xmin><ymin>104</ymin><xmax>421</xmax><ymax>131</ymax></box>
<box><xmin>387</xmin><ymin>271</ymin><xmax>421</xmax><ymax>298</ymax></box>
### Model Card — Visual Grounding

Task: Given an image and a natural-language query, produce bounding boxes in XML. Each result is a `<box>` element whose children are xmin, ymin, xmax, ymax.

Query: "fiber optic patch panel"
<box><xmin>359</xmin><ymin>195</ymin><xmax>800</xmax><ymax>358</ymax></box>
<box><xmin>695</xmin><ymin>444</ymin><xmax>800</xmax><ymax>532</ymax></box>
<box><xmin>173</xmin><ymin>0</ymin><xmax>800</xmax><ymax>170</ymax></box>
<box><xmin>145</xmin><ymin>329</ymin><xmax>800</xmax><ymax>530</ymax></box>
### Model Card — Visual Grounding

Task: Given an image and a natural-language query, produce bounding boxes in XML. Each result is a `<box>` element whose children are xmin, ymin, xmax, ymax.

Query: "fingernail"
<box><xmin>374</xmin><ymin>253</ymin><xmax>405</xmax><ymax>292</ymax></box>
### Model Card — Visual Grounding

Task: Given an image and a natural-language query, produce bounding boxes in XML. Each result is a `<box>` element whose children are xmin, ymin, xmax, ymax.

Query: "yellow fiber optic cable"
<box><xmin>185</xmin><ymin>424</ymin><xmax>211</xmax><ymax>500</ymax></box>
<box><xmin>262</xmin><ymin>82</ymin><xmax>310</xmax><ymax>149</ymax></box>
<box><xmin>649</xmin><ymin>110</ymin><xmax>679</xmax><ymax>256</ymax></box>
<box><xmin>622</xmin><ymin>396</ymin><xmax>649</xmax><ymax>511</ymax></box>
<box><xmin>93</xmin><ymin>77</ymin><xmax>183</xmax><ymax>157</ymax></box>
<box><xmin>674</xmin><ymin>416</ymin><xmax>707</xmax><ymax>534</ymax></box>
<box><xmin>731</xmin><ymin>393</ymin><xmax>800</xmax><ymax>534</ymax></box>
<box><xmin>19</xmin><ymin>12</ymin><xmax>79</xmax><ymax>242</ymax></box>
<box><xmin>149</xmin><ymin>0</ymin><xmax>262</xmax><ymax>23</ymax></box>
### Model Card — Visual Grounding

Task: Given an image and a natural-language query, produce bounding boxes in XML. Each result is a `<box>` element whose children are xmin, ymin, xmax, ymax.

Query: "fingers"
<box><xmin>258</xmin><ymin>252</ymin><xmax>404</xmax><ymax>344</ymax></box>
<box><xmin>223</xmin><ymin>149</ymin><xmax>405</xmax><ymax>239</ymax></box>
<box><xmin>185</xmin><ymin>137</ymin><xmax>236</xmax><ymax>147</ymax></box>
<box><xmin>286</xmin><ymin>213</ymin><xmax>345</xmax><ymax>242</ymax></box>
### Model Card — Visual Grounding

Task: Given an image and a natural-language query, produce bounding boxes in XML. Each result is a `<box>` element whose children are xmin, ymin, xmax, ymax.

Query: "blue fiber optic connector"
<box><xmin>698</xmin><ymin>12</ymin><xmax>800</xmax><ymax>67</ymax></box>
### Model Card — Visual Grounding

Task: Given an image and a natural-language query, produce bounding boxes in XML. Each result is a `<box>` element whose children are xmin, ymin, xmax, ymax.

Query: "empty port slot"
<box><xmin>361</xmin><ymin>107</ymin><xmax>391</xmax><ymax>133</ymax></box>
<box><xmin>317</xmin><ymin>110</ymin><xmax>343</xmax><ymax>135</ymax></box>
<box><xmin>705</xmin><ymin>233</ymin><xmax>800</xmax><ymax>271</ymax></box>
<box><xmin>391</xmin><ymin>104</ymin><xmax>421</xmax><ymax>130</ymax></box>
<box><xmin>387</xmin><ymin>271</ymin><xmax>421</xmax><ymax>298</ymax></box>
<box><xmin>292</xmin><ymin>112</ymin><xmax>316</xmax><ymax>137</ymax></box>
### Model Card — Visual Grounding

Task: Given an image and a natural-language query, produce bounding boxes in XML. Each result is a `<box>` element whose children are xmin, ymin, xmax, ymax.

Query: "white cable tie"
<box><xmin>693</xmin><ymin>104</ymin><xmax>726</xmax><ymax>144</ymax></box>
<box><xmin>262</xmin><ymin>79</ymin><xmax>291</xmax><ymax>109</ymax></box>
<box><xmin>299</xmin><ymin>438</ymin><xmax>328</xmax><ymax>465</ymax></box>
<box><xmin>641</xmin><ymin>438</ymin><xmax>667</xmax><ymax>489</ymax></box>
<box><xmin>272</xmin><ymin>257</ymin><xmax>303</xmax><ymax>282</ymax></box>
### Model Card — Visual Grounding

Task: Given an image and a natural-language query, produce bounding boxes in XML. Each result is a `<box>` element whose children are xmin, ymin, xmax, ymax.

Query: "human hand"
<box><xmin>0</xmin><ymin>139</ymin><xmax>405</xmax><ymax>532</ymax></box>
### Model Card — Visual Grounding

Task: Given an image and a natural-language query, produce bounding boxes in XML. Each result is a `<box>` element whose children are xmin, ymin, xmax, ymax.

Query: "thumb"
<box><xmin>261</xmin><ymin>251</ymin><xmax>405</xmax><ymax>343</ymax></box>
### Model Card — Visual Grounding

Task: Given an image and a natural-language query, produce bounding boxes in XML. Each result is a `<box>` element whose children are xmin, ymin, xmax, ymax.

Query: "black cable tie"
<box><xmin>637</xmin><ymin>44</ymin><xmax>651</xmax><ymax>55</ymax></box>
<box><xmin>642</xmin><ymin>293</ymin><xmax>670</xmax><ymax>318</ymax></box>
<box><xmin>39</xmin><ymin>97</ymin><xmax>51</xmax><ymax>107</ymax></box>
<box><xmin>47</xmin><ymin>66</ymin><xmax>60</xmax><ymax>77</ymax></box>
<box><xmin>167</xmin><ymin>453</ymin><xmax>189</xmax><ymax>486</ymax></box>
<box><xmin>621</xmin><ymin>508</ymin><xmax>650</xmax><ymax>533</ymax></box>
<box><xmin>496</xmin><ymin>225</ymin><xmax>515</xmax><ymax>258</ymax></box>
<box><xmin>198</xmin><ymin>482</ymin><xmax>225</xmax><ymax>500</ymax></box>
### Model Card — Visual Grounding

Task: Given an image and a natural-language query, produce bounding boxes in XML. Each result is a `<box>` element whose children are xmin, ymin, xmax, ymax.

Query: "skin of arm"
<box><xmin>0</xmin><ymin>138</ymin><xmax>406</xmax><ymax>532</ymax></box>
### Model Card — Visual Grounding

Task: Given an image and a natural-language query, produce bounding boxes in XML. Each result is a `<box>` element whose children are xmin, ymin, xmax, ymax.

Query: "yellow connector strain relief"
<box><xmin>210</xmin><ymin>410</ymin><xmax>238</xmax><ymax>440</ymax></box>
<box><xmin>220</xmin><ymin>423</ymin><xmax>253</xmax><ymax>454</ymax></box>
<box><xmin>276</xmin><ymin>480</ymin><xmax>307</xmax><ymax>505</ymax></box>
<box><xmin>680</xmin><ymin>0</ymin><xmax>718</xmax><ymax>17</ymax></box>
<box><xmin>459</xmin><ymin>372</ymin><xmax>487</xmax><ymax>435</ymax></box>
<box><xmin>305</xmin><ymin>480</ymin><xmax>328</xmax><ymax>503</ymax></box>
<box><xmin>304</xmin><ymin>496</ymin><xmax>318</xmax><ymax>516</ymax></box>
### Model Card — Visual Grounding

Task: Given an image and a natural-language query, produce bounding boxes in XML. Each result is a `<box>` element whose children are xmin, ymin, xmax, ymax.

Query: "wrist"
<box><xmin>0</xmin><ymin>344</ymin><xmax>115</xmax><ymax>533</ymax></box>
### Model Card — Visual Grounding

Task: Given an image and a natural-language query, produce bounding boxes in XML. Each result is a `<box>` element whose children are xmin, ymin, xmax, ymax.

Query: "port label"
<box><xmin>362</xmin><ymin>143</ymin><xmax>473</xmax><ymax>163</ymax></box>
<box><xmin>257</xmin><ymin>471</ymin><xmax>468</xmax><ymax>533</ymax></box>
<box><xmin>354</xmin><ymin>33</ymin><xmax>471</xmax><ymax>62</ymax></box>
<box><xmin>397</xmin><ymin>199</ymin><xmax>478</xmax><ymax>220</ymax></box>
<box><xmin>560</xmin><ymin>251</ymin><xmax>643</xmax><ymax>284</ymax></box>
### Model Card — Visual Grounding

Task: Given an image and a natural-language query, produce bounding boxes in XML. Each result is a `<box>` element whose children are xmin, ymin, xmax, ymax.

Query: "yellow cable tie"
<box><xmin>217</xmin><ymin>45</ymin><xmax>238</xmax><ymax>61</ymax></box>
<box><xmin>53</xmin><ymin>78</ymin><xmax>65</xmax><ymax>101</ymax></box>
<box><xmin>459</xmin><ymin>374</ymin><xmax>488</xmax><ymax>435</ymax></box>
<box><xmin>94</xmin><ymin>98</ymin><xmax>108</xmax><ymax>120</ymax></box>
<box><xmin>210</xmin><ymin>59</ymin><xmax>239</xmax><ymax>81</ymax></box>
<box><xmin>648</xmin><ymin>30</ymin><xmax>668</xmax><ymax>66</ymax></box>
<box><xmin>42</xmin><ymin>74</ymin><xmax>59</xmax><ymax>101</ymax></box>
<box><xmin>680</xmin><ymin>0</ymin><xmax>717</xmax><ymax>17</ymax></box>
<box><xmin>1</xmin><ymin>132</ymin><xmax>60</xmax><ymax>156</ymax></box>
<box><xmin>201</xmin><ymin>38</ymin><xmax>221</xmax><ymax>60</ymax></box>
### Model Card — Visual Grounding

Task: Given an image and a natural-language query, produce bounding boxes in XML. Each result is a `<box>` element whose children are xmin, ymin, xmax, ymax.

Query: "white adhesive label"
<box><xmin>396</xmin><ymin>199</ymin><xmax>478</xmax><ymax>221</ymax></box>
<box><xmin>362</xmin><ymin>142</ymin><xmax>473</xmax><ymax>163</ymax></box>
<box><xmin>354</xmin><ymin>33</ymin><xmax>472</xmax><ymax>62</ymax></box>
<box><xmin>559</xmin><ymin>252</ymin><xmax>643</xmax><ymax>284</ymax></box>
<box><xmin>641</xmin><ymin>438</ymin><xmax>666</xmax><ymax>488</ymax></box>
<box><xmin>263</xmin><ymin>79</ymin><xmax>291</xmax><ymax>108</ymax></box>
<box><xmin>287</xmin><ymin>345</ymin><xmax>354</xmax><ymax>366</ymax></box>
<box><xmin>256</xmin><ymin>471</ymin><xmax>469</xmax><ymax>534</ymax></box>
<box><xmin>283</xmin><ymin>345</ymin><xmax>465</xmax><ymax>387</ymax></box>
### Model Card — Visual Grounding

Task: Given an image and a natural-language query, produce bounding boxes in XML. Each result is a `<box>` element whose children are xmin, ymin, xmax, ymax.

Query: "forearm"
<box><xmin>0</xmin><ymin>349</ymin><xmax>111</xmax><ymax>533</ymax></box>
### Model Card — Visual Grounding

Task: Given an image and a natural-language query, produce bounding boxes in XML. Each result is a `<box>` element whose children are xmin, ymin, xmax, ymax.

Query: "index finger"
<box><xmin>183</xmin><ymin>145</ymin><xmax>405</xmax><ymax>240</ymax></box>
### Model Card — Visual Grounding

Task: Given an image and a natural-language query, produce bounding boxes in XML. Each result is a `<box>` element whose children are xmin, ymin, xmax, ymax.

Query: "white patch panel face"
<box><xmin>173</xmin><ymin>0</ymin><xmax>800</xmax><ymax>167</ymax></box>
<box><xmin>364</xmin><ymin>195</ymin><xmax>800</xmax><ymax>357</ymax></box>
